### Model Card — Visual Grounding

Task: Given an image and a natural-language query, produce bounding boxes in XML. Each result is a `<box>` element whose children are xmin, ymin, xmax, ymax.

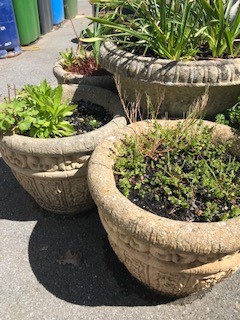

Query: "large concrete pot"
<box><xmin>88</xmin><ymin>119</ymin><xmax>240</xmax><ymax>297</ymax></box>
<box><xmin>100</xmin><ymin>42</ymin><xmax>240</xmax><ymax>118</ymax></box>
<box><xmin>0</xmin><ymin>85</ymin><xmax>126</xmax><ymax>214</ymax></box>
<box><xmin>53</xmin><ymin>58</ymin><xmax>116</xmax><ymax>91</ymax></box>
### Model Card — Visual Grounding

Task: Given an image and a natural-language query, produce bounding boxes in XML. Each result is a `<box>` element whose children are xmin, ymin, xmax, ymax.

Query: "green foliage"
<box><xmin>114</xmin><ymin>121</ymin><xmax>240</xmax><ymax>222</ymax></box>
<box><xmin>197</xmin><ymin>0</ymin><xmax>240</xmax><ymax>57</ymax></box>
<box><xmin>216</xmin><ymin>96</ymin><xmax>240</xmax><ymax>129</ymax></box>
<box><xmin>60</xmin><ymin>11</ymin><xmax>109</xmax><ymax>68</ymax></box>
<box><xmin>80</xmin><ymin>7</ymin><xmax>108</xmax><ymax>64</ymax></box>
<box><xmin>88</xmin><ymin>0</ymin><xmax>240</xmax><ymax>59</ymax></box>
<box><xmin>88</xmin><ymin>117</ymin><xmax>102</xmax><ymax>129</ymax></box>
<box><xmin>0</xmin><ymin>80</ymin><xmax>75</xmax><ymax>138</ymax></box>
<box><xmin>59</xmin><ymin>46</ymin><xmax>93</xmax><ymax>69</ymax></box>
<box><xmin>59</xmin><ymin>48</ymin><xmax>77</xmax><ymax>68</ymax></box>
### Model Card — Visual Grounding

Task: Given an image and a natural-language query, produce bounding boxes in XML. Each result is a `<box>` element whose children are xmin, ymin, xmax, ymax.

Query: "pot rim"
<box><xmin>88</xmin><ymin>119</ymin><xmax>240</xmax><ymax>254</ymax></box>
<box><xmin>100</xmin><ymin>42</ymin><xmax>240</xmax><ymax>86</ymax></box>
<box><xmin>53</xmin><ymin>58</ymin><xmax>112</xmax><ymax>80</ymax></box>
<box><xmin>1</xmin><ymin>85</ymin><xmax>126</xmax><ymax>155</ymax></box>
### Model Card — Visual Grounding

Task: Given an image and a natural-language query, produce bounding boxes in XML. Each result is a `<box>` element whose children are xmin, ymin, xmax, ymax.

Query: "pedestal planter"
<box><xmin>0</xmin><ymin>85</ymin><xmax>126</xmax><ymax>214</ymax></box>
<box><xmin>88</xmin><ymin>120</ymin><xmax>240</xmax><ymax>297</ymax></box>
<box><xmin>53</xmin><ymin>59</ymin><xmax>116</xmax><ymax>91</ymax></box>
<box><xmin>100</xmin><ymin>42</ymin><xmax>240</xmax><ymax>118</ymax></box>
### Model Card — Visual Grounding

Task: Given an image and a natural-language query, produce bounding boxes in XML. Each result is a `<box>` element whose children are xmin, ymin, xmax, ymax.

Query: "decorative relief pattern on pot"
<box><xmin>148</xmin><ymin>268</ymin><xmax>235</xmax><ymax>296</ymax></box>
<box><xmin>13</xmin><ymin>171</ymin><xmax>93</xmax><ymax>214</ymax></box>
<box><xmin>99</xmin><ymin>210</ymin><xmax>240</xmax><ymax>295</ymax></box>
<box><xmin>109</xmin><ymin>238</ymin><xmax>149</xmax><ymax>285</ymax></box>
<box><xmin>100</xmin><ymin>213</ymin><xmax>236</xmax><ymax>265</ymax></box>
<box><xmin>1</xmin><ymin>144</ymin><xmax>90</xmax><ymax>173</ymax></box>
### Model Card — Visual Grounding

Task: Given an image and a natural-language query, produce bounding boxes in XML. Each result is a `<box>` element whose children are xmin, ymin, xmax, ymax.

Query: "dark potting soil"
<box><xmin>68</xmin><ymin>100</ymin><xmax>112</xmax><ymax>134</ymax></box>
<box><xmin>115</xmin><ymin>154</ymin><xmax>240</xmax><ymax>223</ymax></box>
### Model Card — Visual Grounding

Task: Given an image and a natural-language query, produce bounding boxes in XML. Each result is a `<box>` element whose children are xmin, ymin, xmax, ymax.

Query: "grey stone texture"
<box><xmin>100</xmin><ymin>42</ymin><xmax>240</xmax><ymax>118</ymax></box>
<box><xmin>53</xmin><ymin>58</ymin><xmax>115</xmax><ymax>91</ymax></box>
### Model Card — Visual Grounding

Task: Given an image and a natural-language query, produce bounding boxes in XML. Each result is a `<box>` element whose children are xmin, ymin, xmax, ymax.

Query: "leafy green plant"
<box><xmin>0</xmin><ymin>80</ymin><xmax>75</xmax><ymax>138</ymax></box>
<box><xmin>59</xmin><ymin>48</ymin><xmax>77</xmax><ymax>69</ymax></box>
<box><xmin>59</xmin><ymin>42</ymin><xmax>105</xmax><ymax>75</ymax></box>
<box><xmin>60</xmin><ymin>7</ymin><xmax>109</xmax><ymax>71</ymax></box>
<box><xmin>88</xmin><ymin>0</ymin><xmax>240</xmax><ymax>59</ymax></box>
<box><xmin>216</xmin><ymin>96</ymin><xmax>240</xmax><ymax>128</ymax></box>
<box><xmin>197</xmin><ymin>0</ymin><xmax>240</xmax><ymax>57</ymax></box>
<box><xmin>88</xmin><ymin>117</ymin><xmax>102</xmax><ymax>128</ymax></box>
<box><xmin>114</xmin><ymin>120</ymin><xmax>240</xmax><ymax>222</ymax></box>
<box><xmin>80</xmin><ymin>5</ymin><xmax>108</xmax><ymax>64</ymax></box>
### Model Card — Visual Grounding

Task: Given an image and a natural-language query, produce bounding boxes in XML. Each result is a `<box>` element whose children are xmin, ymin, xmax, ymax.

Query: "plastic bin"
<box><xmin>64</xmin><ymin>0</ymin><xmax>78</xmax><ymax>19</ymax></box>
<box><xmin>37</xmin><ymin>0</ymin><xmax>53</xmax><ymax>35</ymax></box>
<box><xmin>12</xmin><ymin>0</ymin><xmax>40</xmax><ymax>45</ymax></box>
<box><xmin>0</xmin><ymin>0</ymin><xmax>21</xmax><ymax>57</ymax></box>
<box><xmin>51</xmin><ymin>0</ymin><xmax>64</xmax><ymax>25</ymax></box>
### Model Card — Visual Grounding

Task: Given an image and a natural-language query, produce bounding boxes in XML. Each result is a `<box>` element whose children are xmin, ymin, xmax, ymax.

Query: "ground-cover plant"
<box><xmin>88</xmin><ymin>0</ymin><xmax>240</xmax><ymax>59</ymax></box>
<box><xmin>114</xmin><ymin>120</ymin><xmax>240</xmax><ymax>222</ymax></box>
<box><xmin>216</xmin><ymin>96</ymin><xmax>240</xmax><ymax>129</ymax></box>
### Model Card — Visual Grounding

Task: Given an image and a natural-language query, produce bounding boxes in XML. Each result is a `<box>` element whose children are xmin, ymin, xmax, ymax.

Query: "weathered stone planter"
<box><xmin>100</xmin><ymin>42</ymin><xmax>240</xmax><ymax>118</ymax></box>
<box><xmin>53</xmin><ymin>58</ymin><xmax>116</xmax><ymax>91</ymax></box>
<box><xmin>88</xmin><ymin>119</ymin><xmax>240</xmax><ymax>297</ymax></box>
<box><xmin>0</xmin><ymin>85</ymin><xmax>126</xmax><ymax>214</ymax></box>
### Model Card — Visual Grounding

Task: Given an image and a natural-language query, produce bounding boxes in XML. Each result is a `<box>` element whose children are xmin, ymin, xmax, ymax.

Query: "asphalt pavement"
<box><xmin>0</xmin><ymin>1</ymin><xmax>240</xmax><ymax>319</ymax></box>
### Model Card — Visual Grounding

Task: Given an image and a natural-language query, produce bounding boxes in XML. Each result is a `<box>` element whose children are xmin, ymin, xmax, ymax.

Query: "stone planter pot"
<box><xmin>0</xmin><ymin>85</ymin><xmax>126</xmax><ymax>214</ymax></box>
<box><xmin>100</xmin><ymin>42</ymin><xmax>240</xmax><ymax>118</ymax></box>
<box><xmin>88</xmin><ymin>119</ymin><xmax>240</xmax><ymax>297</ymax></box>
<box><xmin>53</xmin><ymin>58</ymin><xmax>116</xmax><ymax>91</ymax></box>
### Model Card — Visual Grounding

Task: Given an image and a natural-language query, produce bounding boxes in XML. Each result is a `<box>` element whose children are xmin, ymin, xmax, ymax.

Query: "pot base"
<box><xmin>100</xmin><ymin>210</ymin><xmax>240</xmax><ymax>297</ymax></box>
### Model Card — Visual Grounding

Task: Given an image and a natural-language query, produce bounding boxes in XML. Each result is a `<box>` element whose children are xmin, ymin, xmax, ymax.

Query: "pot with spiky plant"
<box><xmin>88</xmin><ymin>118</ymin><xmax>240</xmax><ymax>297</ymax></box>
<box><xmin>0</xmin><ymin>81</ymin><xmax>126</xmax><ymax>214</ymax></box>
<box><xmin>88</xmin><ymin>0</ymin><xmax>240</xmax><ymax>118</ymax></box>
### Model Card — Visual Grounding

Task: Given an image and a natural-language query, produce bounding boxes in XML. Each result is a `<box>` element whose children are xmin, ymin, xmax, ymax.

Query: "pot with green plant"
<box><xmin>0</xmin><ymin>80</ymin><xmax>126</xmax><ymax>214</ymax></box>
<box><xmin>216</xmin><ymin>94</ymin><xmax>240</xmax><ymax>128</ymax></box>
<box><xmin>88</xmin><ymin>0</ymin><xmax>240</xmax><ymax>118</ymax></box>
<box><xmin>88</xmin><ymin>118</ymin><xmax>240</xmax><ymax>297</ymax></box>
<box><xmin>53</xmin><ymin>14</ymin><xmax>115</xmax><ymax>91</ymax></box>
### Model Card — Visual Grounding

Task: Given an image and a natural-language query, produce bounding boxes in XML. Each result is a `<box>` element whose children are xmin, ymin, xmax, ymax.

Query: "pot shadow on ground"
<box><xmin>0</xmin><ymin>157</ymin><xmax>43</xmax><ymax>221</ymax></box>
<box><xmin>28</xmin><ymin>209</ymin><xmax>176</xmax><ymax>306</ymax></box>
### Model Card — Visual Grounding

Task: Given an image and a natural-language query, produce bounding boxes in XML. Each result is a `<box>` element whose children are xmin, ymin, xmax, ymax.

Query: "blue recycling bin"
<box><xmin>51</xmin><ymin>0</ymin><xmax>64</xmax><ymax>25</ymax></box>
<box><xmin>0</xmin><ymin>0</ymin><xmax>21</xmax><ymax>58</ymax></box>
